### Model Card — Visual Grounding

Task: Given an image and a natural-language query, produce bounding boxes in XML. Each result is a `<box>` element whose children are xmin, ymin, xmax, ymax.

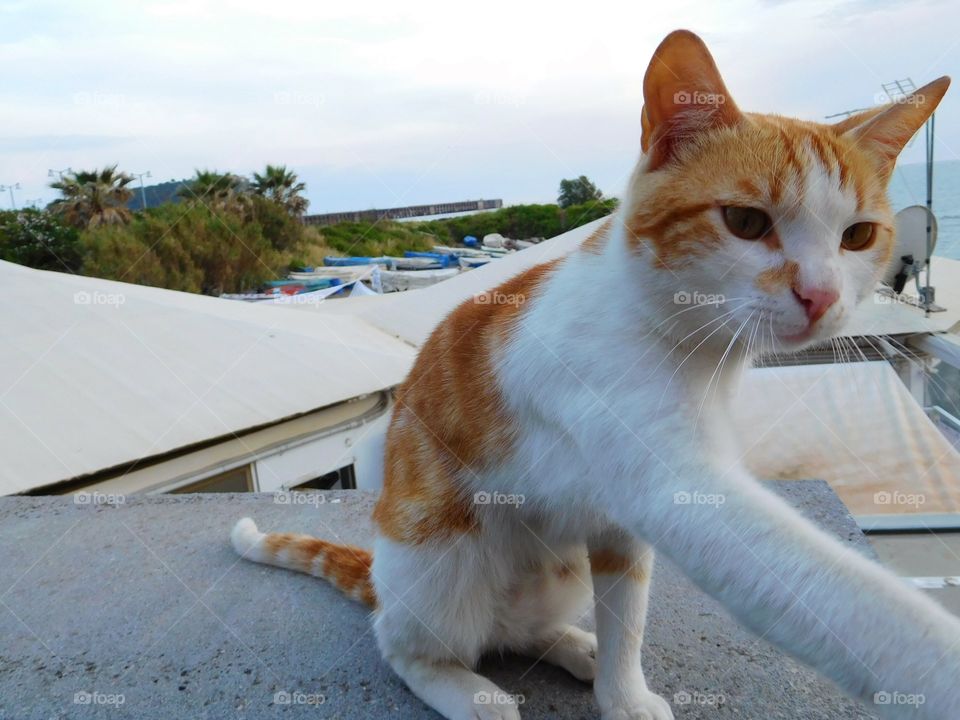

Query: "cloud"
<box><xmin>0</xmin><ymin>0</ymin><xmax>956</xmax><ymax>210</ymax></box>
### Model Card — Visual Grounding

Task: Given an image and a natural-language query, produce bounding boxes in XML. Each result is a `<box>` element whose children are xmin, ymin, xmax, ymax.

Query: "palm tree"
<box><xmin>251</xmin><ymin>165</ymin><xmax>309</xmax><ymax>216</ymax></box>
<box><xmin>179</xmin><ymin>169</ymin><xmax>251</xmax><ymax>214</ymax></box>
<box><xmin>49</xmin><ymin>166</ymin><xmax>134</xmax><ymax>228</ymax></box>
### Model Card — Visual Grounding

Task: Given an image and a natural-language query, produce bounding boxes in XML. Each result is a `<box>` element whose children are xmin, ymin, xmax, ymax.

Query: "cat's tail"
<box><xmin>231</xmin><ymin>518</ymin><xmax>376</xmax><ymax>608</ymax></box>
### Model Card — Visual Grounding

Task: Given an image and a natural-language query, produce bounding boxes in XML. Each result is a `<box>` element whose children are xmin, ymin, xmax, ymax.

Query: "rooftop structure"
<box><xmin>0</xmin><ymin>482</ymin><xmax>882</xmax><ymax>719</ymax></box>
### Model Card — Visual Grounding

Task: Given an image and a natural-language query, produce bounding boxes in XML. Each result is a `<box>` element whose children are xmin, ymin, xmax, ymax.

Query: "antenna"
<box><xmin>829</xmin><ymin>77</ymin><xmax>939</xmax><ymax>315</ymax></box>
<box><xmin>880</xmin><ymin>78</ymin><xmax>917</xmax><ymax>101</ymax></box>
<box><xmin>879</xmin><ymin>78</ymin><xmax>936</xmax><ymax>314</ymax></box>
<box><xmin>824</xmin><ymin>108</ymin><xmax>870</xmax><ymax>120</ymax></box>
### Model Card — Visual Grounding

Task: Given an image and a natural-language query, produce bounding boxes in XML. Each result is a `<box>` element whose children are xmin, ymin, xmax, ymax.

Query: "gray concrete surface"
<box><xmin>870</xmin><ymin>532</ymin><xmax>960</xmax><ymax>616</ymax></box>
<box><xmin>0</xmin><ymin>482</ymin><xmax>879</xmax><ymax>719</ymax></box>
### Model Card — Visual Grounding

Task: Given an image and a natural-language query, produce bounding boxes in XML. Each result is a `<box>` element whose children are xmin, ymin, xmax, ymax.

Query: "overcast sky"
<box><xmin>0</xmin><ymin>0</ymin><xmax>957</xmax><ymax>213</ymax></box>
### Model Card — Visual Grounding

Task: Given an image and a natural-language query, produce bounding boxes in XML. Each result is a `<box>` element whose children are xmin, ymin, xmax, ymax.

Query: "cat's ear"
<box><xmin>641</xmin><ymin>30</ymin><xmax>743</xmax><ymax>171</ymax></box>
<box><xmin>835</xmin><ymin>76</ymin><xmax>950</xmax><ymax>176</ymax></box>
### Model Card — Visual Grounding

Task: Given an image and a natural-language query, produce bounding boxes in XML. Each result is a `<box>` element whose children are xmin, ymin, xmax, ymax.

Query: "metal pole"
<box><xmin>133</xmin><ymin>171</ymin><xmax>151</xmax><ymax>210</ymax></box>
<box><xmin>0</xmin><ymin>183</ymin><xmax>20</xmax><ymax>209</ymax></box>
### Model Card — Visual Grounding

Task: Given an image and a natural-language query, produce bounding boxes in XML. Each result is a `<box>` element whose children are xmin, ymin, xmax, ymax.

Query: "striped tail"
<box><xmin>231</xmin><ymin>517</ymin><xmax>376</xmax><ymax>607</ymax></box>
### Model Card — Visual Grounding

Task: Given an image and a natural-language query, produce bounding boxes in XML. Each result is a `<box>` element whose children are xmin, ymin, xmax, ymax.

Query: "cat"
<box><xmin>231</xmin><ymin>29</ymin><xmax>955</xmax><ymax>720</ymax></box>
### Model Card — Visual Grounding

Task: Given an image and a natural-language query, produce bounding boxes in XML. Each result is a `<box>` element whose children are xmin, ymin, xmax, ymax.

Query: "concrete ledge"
<box><xmin>0</xmin><ymin>481</ymin><xmax>876</xmax><ymax>719</ymax></box>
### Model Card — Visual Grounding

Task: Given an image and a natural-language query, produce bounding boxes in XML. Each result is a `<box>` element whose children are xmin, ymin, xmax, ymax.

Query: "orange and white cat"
<box><xmin>232</xmin><ymin>30</ymin><xmax>956</xmax><ymax>720</ymax></box>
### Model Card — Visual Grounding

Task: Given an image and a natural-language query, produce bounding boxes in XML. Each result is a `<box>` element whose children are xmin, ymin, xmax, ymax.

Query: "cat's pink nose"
<box><xmin>792</xmin><ymin>286</ymin><xmax>839</xmax><ymax>324</ymax></box>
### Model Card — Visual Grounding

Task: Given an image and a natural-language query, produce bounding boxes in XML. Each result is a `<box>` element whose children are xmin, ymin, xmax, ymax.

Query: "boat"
<box><xmin>459</xmin><ymin>256</ymin><xmax>491</xmax><ymax>269</ymax></box>
<box><xmin>402</xmin><ymin>251</ymin><xmax>459</xmax><ymax>268</ymax></box>
<box><xmin>432</xmin><ymin>246</ymin><xmax>494</xmax><ymax>258</ymax></box>
<box><xmin>288</xmin><ymin>266</ymin><xmax>372</xmax><ymax>283</ymax></box>
<box><xmin>263</xmin><ymin>277</ymin><xmax>343</xmax><ymax>290</ymax></box>
<box><xmin>380</xmin><ymin>267</ymin><xmax>459</xmax><ymax>292</ymax></box>
<box><xmin>323</xmin><ymin>256</ymin><xmax>391</xmax><ymax>267</ymax></box>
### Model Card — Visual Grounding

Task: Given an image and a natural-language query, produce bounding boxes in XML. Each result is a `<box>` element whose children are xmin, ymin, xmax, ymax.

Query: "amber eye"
<box><xmin>722</xmin><ymin>206</ymin><xmax>772</xmax><ymax>240</ymax></box>
<box><xmin>841</xmin><ymin>222</ymin><xmax>875</xmax><ymax>251</ymax></box>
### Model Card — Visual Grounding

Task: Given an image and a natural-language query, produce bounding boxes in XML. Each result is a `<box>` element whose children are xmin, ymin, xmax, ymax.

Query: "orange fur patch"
<box><xmin>624</xmin><ymin>112</ymin><xmax>899</xmax><ymax>266</ymax></box>
<box><xmin>756</xmin><ymin>260</ymin><xmax>800</xmax><ymax>293</ymax></box>
<box><xmin>265</xmin><ymin>533</ymin><xmax>376</xmax><ymax>607</ymax></box>
<box><xmin>374</xmin><ymin>260</ymin><xmax>562</xmax><ymax>545</ymax></box>
<box><xmin>581</xmin><ymin>216</ymin><xmax>614</xmax><ymax>254</ymax></box>
<box><xmin>589</xmin><ymin>548</ymin><xmax>647</xmax><ymax>581</ymax></box>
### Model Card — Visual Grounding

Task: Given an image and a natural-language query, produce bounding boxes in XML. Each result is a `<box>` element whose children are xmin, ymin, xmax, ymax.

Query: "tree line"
<box><xmin>0</xmin><ymin>170</ymin><xmax>613</xmax><ymax>294</ymax></box>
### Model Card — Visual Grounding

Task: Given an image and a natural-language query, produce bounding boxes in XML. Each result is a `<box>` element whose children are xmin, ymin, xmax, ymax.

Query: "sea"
<box><xmin>888</xmin><ymin>159</ymin><xmax>960</xmax><ymax>260</ymax></box>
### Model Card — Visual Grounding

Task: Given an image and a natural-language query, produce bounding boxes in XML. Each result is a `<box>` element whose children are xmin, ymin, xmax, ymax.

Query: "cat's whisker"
<box><xmin>655</xmin><ymin>302</ymin><xmax>754</xmax><ymax>412</ymax></box>
<box><xmin>694</xmin><ymin>312</ymin><xmax>755</xmax><ymax>435</ymax></box>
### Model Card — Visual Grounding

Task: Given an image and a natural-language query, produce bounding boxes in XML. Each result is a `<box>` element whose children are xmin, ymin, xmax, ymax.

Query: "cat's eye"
<box><xmin>841</xmin><ymin>222</ymin><xmax>875</xmax><ymax>251</ymax></box>
<box><xmin>722</xmin><ymin>206</ymin><xmax>772</xmax><ymax>241</ymax></box>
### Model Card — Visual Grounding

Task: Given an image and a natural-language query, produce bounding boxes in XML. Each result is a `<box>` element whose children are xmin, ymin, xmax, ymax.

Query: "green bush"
<box><xmin>4</xmin><ymin>197</ymin><xmax>619</xmax><ymax>294</ymax></box>
<box><xmin>313</xmin><ymin>221</ymin><xmax>442</xmax><ymax>258</ymax></box>
<box><xmin>0</xmin><ymin>209</ymin><xmax>82</xmax><ymax>272</ymax></box>
<box><xmin>81</xmin><ymin>203</ymin><xmax>283</xmax><ymax>294</ymax></box>
<box><xmin>420</xmin><ymin>198</ymin><xmax>618</xmax><ymax>244</ymax></box>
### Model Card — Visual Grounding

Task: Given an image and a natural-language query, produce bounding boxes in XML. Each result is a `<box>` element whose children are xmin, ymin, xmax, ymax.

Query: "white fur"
<box><xmin>365</xmin><ymin>160</ymin><xmax>960</xmax><ymax>717</ymax></box>
<box><xmin>478</xmin><ymin>173</ymin><xmax>959</xmax><ymax>718</ymax></box>
<box><xmin>237</xmin><ymin>133</ymin><xmax>960</xmax><ymax>719</ymax></box>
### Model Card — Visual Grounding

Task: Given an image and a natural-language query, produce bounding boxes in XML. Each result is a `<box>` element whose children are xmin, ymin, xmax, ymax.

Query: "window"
<box><xmin>172</xmin><ymin>464</ymin><xmax>253</xmax><ymax>493</ymax></box>
<box><xmin>292</xmin><ymin>465</ymin><xmax>356</xmax><ymax>491</ymax></box>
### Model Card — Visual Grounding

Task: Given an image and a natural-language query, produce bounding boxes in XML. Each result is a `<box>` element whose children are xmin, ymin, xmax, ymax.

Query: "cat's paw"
<box><xmin>601</xmin><ymin>690</ymin><xmax>674</xmax><ymax>720</ymax></box>
<box><xmin>553</xmin><ymin>627</ymin><xmax>598</xmax><ymax>682</ymax></box>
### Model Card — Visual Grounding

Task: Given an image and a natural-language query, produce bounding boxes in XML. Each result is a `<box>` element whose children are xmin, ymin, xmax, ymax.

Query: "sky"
<box><xmin>0</xmin><ymin>0</ymin><xmax>957</xmax><ymax>214</ymax></box>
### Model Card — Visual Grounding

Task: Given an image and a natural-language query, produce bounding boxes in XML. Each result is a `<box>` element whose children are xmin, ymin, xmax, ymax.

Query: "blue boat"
<box><xmin>264</xmin><ymin>277</ymin><xmax>343</xmax><ymax>290</ymax></box>
<box><xmin>403</xmin><ymin>251</ymin><xmax>458</xmax><ymax>268</ymax></box>
<box><xmin>323</xmin><ymin>256</ymin><xmax>390</xmax><ymax>267</ymax></box>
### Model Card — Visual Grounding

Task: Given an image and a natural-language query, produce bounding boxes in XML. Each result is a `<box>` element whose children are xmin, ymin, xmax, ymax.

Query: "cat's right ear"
<box><xmin>641</xmin><ymin>30</ymin><xmax>743</xmax><ymax>171</ymax></box>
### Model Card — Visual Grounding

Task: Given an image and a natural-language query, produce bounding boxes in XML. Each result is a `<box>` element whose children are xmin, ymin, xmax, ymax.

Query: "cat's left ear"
<box><xmin>835</xmin><ymin>76</ymin><xmax>950</xmax><ymax>176</ymax></box>
<box><xmin>641</xmin><ymin>30</ymin><xmax>743</xmax><ymax>171</ymax></box>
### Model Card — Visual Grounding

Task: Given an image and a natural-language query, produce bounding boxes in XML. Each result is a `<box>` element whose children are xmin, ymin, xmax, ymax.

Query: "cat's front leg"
<box><xmin>588</xmin><ymin>530</ymin><xmax>673</xmax><ymax>720</ymax></box>
<box><xmin>596</xmin><ymin>458</ymin><xmax>960</xmax><ymax>719</ymax></box>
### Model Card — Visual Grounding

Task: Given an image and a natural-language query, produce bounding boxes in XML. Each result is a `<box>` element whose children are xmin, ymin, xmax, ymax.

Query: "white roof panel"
<box><xmin>6</xmin><ymin>214</ymin><xmax>959</xmax><ymax>495</ymax></box>
<box><xmin>0</xmin><ymin>261</ymin><xmax>415</xmax><ymax>494</ymax></box>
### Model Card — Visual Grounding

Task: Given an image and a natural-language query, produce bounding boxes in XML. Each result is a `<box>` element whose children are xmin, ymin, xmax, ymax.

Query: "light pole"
<box><xmin>132</xmin><ymin>171</ymin><xmax>152</xmax><ymax>210</ymax></box>
<box><xmin>0</xmin><ymin>183</ymin><xmax>21</xmax><ymax>209</ymax></box>
<box><xmin>48</xmin><ymin>167</ymin><xmax>73</xmax><ymax>181</ymax></box>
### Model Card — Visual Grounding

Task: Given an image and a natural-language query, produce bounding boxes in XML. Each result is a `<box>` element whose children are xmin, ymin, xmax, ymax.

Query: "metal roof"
<box><xmin>5</xmin><ymin>214</ymin><xmax>959</xmax><ymax>496</ymax></box>
<box><xmin>0</xmin><ymin>260</ymin><xmax>415</xmax><ymax>495</ymax></box>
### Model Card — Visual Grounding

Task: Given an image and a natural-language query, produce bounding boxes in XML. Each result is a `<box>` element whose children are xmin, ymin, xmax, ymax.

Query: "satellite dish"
<box><xmin>882</xmin><ymin>205</ymin><xmax>938</xmax><ymax>292</ymax></box>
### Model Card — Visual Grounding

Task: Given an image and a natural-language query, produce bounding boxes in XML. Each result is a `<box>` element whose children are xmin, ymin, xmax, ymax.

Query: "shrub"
<box><xmin>0</xmin><ymin>209</ymin><xmax>83</xmax><ymax>272</ymax></box>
